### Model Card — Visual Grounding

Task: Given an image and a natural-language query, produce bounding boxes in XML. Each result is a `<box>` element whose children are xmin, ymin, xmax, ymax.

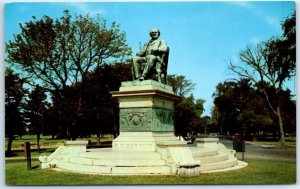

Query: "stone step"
<box><xmin>201</xmin><ymin>161</ymin><xmax>248</xmax><ymax>173</ymax></box>
<box><xmin>58</xmin><ymin>162</ymin><xmax>112</xmax><ymax>174</ymax></box>
<box><xmin>81</xmin><ymin>150</ymin><xmax>162</xmax><ymax>160</ymax></box>
<box><xmin>111</xmin><ymin>166</ymin><xmax>171</xmax><ymax>175</ymax></box>
<box><xmin>196</xmin><ymin>154</ymin><xmax>229</xmax><ymax>164</ymax></box>
<box><xmin>200</xmin><ymin>158</ymin><xmax>238</xmax><ymax>172</ymax></box>
<box><xmin>69</xmin><ymin>156</ymin><xmax>166</xmax><ymax>167</ymax></box>
<box><xmin>156</xmin><ymin>140</ymin><xmax>187</xmax><ymax>147</ymax></box>
<box><xmin>95</xmin><ymin>159</ymin><xmax>167</xmax><ymax>167</ymax></box>
<box><xmin>58</xmin><ymin>162</ymin><xmax>171</xmax><ymax>175</ymax></box>
<box><xmin>190</xmin><ymin>148</ymin><xmax>218</xmax><ymax>158</ymax></box>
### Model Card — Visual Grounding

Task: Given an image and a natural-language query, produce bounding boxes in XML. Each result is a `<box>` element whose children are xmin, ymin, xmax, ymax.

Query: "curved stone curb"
<box><xmin>200</xmin><ymin>160</ymin><xmax>248</xmax><ymax>173</ymax></box>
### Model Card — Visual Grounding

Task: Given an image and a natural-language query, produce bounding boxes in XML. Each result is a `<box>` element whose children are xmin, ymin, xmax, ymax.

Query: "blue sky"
<box><xmin>3</xmin><ymin>1</ymin><xmax>296</xmax><ymax>116</ymax></box>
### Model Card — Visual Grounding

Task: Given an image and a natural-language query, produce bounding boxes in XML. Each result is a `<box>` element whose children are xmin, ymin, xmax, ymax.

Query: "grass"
<box><xmin>5</xmin><ymin>160</ymin><xmax>296</xmax><ymax>185</ymax></box>
<box><xmin>5</xmin><ymin>135</ymin><xmax>297</xmax><ymax>185</ymax></box>
<box><xmin>5</xmin><ymin>135</ymin><xmax>64</xmax><ymax>149</ymax></box>
<box><xmin>247</xmin><ymin>141</ymin><xmax>296</xmax><ymax>148</ymax></box>
<box><xmin>5</xmin><ymin>135</ymin><xmax>113</xmax><ymax>151</ymax></box>
<box><xmin>9</xmin><ymin>149</ymin><xmax>55</xmax><ymax>159</ymax></box>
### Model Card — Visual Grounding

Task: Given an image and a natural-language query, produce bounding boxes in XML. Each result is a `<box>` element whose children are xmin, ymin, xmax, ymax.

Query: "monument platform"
<box><xmin>39</xmin><ymin>80</ymin><xmax>247</xmax><ymax>175</ymax></box>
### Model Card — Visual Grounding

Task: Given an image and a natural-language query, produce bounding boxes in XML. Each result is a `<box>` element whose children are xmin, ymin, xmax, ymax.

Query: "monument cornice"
<box><xmin>110</xmin><ymin>89</ymin><xmax>181</xmax><ymax>101</ymax></box>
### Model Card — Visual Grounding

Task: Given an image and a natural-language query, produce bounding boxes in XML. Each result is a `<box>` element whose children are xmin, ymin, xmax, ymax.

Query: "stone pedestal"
<box><xmin>39</xmin><ymin>80</ymin><xmax>247</xmax><ymax>175</ymax></box>
<box><xmin>110</xmin><ymin>80</ymin><xmax>186</xmax><ymax>151</ymax></box>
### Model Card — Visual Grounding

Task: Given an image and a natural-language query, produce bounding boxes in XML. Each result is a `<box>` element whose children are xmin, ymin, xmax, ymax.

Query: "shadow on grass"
<box><xmin>31</xmin><ymin>165</ymin><xmax>40</xmax><ymax>170</ymax></box>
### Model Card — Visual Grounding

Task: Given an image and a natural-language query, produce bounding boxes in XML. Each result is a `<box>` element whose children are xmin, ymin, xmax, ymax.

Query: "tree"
<box><xmin>6</xmin><ymin>10</ymin><xmax>132</xmax><ymax>139</ymax></box>
<box><xmin>6</xmin><ymin>10</ymin><xmax>132</xmax><ymax>94</ymax></box>
<box><xmin>44</xmin><ymin>63</ymin><xmax>131</xmax><ymax>140</ymax></box>
<box><xmin>174</xmin><ymin>95</ymin><xmax>197</xmax><ymax>137</ymax></box>
<box><xmin>213</xmin><ymin>80</ymin><xmax>252</xmax><ymax>135</ymax></box>
<box><xmin>42</xmin><ymin>106</ymin><xmax>60</xmax><ymax>139</ymax></box>
<box><xmin>173</xmin><ymin>95</ymin><xmax>206</xmax><ymax>137</ymax></box>
<box><xmin>78</xmin><ymin>63</ymin><xmax>132</xmax><ymax>142</ymax></box>
<box><xmin>5</xmin><ymin>68</ymin><xmax>27</xmax><ymax>156</ymax></box>
<box><xmin>229</xmin><ymin>12</ymin><xmax>295</xmax><ymax>146</ymax></box>
<box><xmin>166</xmin><ymin>75</ymin><xmax>205</xmax><ymax>136</ymax></box>
<box><xmin>195</xmin><ymin>99</ymin><xmax>205</xmax><ymax>117</ymax></box>
<box><xmin>167</xmin><ymin>75</ymin><xmax>195</xmax><ymax>97</ymax></box>
<box><xmin>214</xmin><ymin>79</ymin><xmax>260</xmax><ymax>135</ymax></box>
<box><xmin>210</xmin><ymin>106</ymin><xmax>222</xmax><ymax>133</ymax></box>
<box><xmin>166</xmin><ymin>75</ymin><xmax>195</xmax><ymax>136</ymax></box>
<box><xmin>213</xmin><ymin>79</ymin><xmax>295</xmax><ymax>139</ymax></box>
<box><xmin>199</xmin><ymin>116</ymin><xmax>211</xmax><ymax>134</ymax></box>
<box><xmin>50</xmin><ymin>85</ymin><xmax>85</xmax><ymax>140</ymax></box>
<box><xmin>25</xmin><ymin>85</ymin><xmax>49</xmax><ymax>152</ymax></box>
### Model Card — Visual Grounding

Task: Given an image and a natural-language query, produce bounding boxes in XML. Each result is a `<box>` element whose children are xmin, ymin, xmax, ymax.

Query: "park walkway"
<box><xmin>220</xmin><ymin>138</ymin><xmax>296</xmax><ymax>163</ymax></box>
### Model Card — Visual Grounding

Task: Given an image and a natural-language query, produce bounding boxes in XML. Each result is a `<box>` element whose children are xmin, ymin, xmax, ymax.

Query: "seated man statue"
<box><xmin>132</xmin><ymin>28</ymin><xmax>169</xmax><ymax>83</ymax></box>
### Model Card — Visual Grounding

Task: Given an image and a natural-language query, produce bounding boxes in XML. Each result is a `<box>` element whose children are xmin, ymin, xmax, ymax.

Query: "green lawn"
<box><xmin>5</xmin><ymin>135</ymin><xmax>65</xmax><ymax>149</ymax></box>
<box><xmin>247</xmin><ymin>140</ymin><xmax>296</xmax><ymax>148</ymax></box>
<box><xmin>5</xmin><ymin>160</ymin><xmax>296</xmax><ymax>185</ymax></box>
<box><xmin>5</xmin><ymin>135</ymin><xmax>297</xmax><ymax>185</ymax></box>
<box><xmin>5</xmin><ymin>135</ymin><xmax>113</xmax><ymax>151</ymax></box>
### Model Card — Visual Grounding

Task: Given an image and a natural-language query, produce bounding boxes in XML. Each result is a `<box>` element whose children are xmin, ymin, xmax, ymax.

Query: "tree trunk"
<box><xmin>253</xmin><ymin>131</ymin><xmax>257</xmax><ymax>141</ymax></box>
<box><xmin>66</xmin><ymin>128</ymin><xmax>71</xmax><ymax>140</ymax></box>
<box><xmin>96</xmin><ymin>133</ymin><xmax>101</xmax><ymax>145</ymax></box>
<box><xmin>6</xmin><ymin>136</ymin><xmax>13</xmax><ymax>156</ymax></box>
<box><xmin>37</xmin><ymin>133</ymin><xmax>41</xmax><ymax>153</ymax></box>
<box><xmin>277</xmin><ymin>106</ymin><xmax>286</xmax><ymax>147</ymax></box>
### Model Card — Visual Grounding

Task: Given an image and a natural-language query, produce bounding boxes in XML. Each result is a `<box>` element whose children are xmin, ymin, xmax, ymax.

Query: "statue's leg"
<box><xmin>156</xmin><ymin>62</ymin><xmax>162</xmax><ymax>82</ymax></box>
<box><xmin>132</xmin><ymin>56</ymin><xmax>145</xmax><ymax>79</ymax></box>
<box><xmin>142</xmin><ymin>55</ymin><xmax>158</xmax><ymax>78</ymax></box>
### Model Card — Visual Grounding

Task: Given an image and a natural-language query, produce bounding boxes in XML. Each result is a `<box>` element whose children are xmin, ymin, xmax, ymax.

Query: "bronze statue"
<box><xmin>132</xmin><ymin>28</ymin><xmax>169</xmax><ymax>83</ymax></box>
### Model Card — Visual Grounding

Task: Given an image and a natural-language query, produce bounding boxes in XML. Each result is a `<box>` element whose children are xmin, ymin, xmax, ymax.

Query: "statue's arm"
<box><xmin>136</xmin><ymin>43</ymin><xmax>147</xmax><ymax>56</ymax></box>
<box><xmin>157</xmin><ymin>40</ymin><xmax>168</xmax><ymax>53</ymax></box>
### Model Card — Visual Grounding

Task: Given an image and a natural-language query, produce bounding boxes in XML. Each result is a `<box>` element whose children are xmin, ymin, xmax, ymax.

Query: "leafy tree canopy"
<box><xmin>167</xmin><ymin>75</ymin><xmax>195</xmax><ymax>97</ymax></box>
<box><xmin>6</xmin><ymin>10</ymin><xmax>132</xmax><ymax>93</ymax></box>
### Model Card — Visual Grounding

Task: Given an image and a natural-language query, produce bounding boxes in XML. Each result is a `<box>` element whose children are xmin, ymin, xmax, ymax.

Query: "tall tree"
<box><xmin>174</xmin><ymin>95</ymin><xmax>197</xmax><ymax>137</ymax></box>
<box><xmin>6</xmin><ymin>10</ymin><xmax>132</xmax><ymax>139</ymax></box>
<box><xmin>6</xmin><ymin>10</ymin><xmax>131</xmax><ymax>96</ymax></box>
<box><xmin>42</xmin><ymin>106</ymin><xmax>60</xmax><ymax>139</ymax></box>
<box><xmin>45</xmin><ymin>63</ymin><xmax>131</xmax><ymax>140</ymax></box>
<box><xmin>213</xmin><ymin>80</ymin><xmax>250</xmax><ymax>135</ymax></box>
<box><xmin>166</xmin><ymin>75</ymin><xmax>205</xmax><ymax>136</ymax></box>
<box><xmin>167</xmin><ymin>75</ymin><xmax>195</xmax><ymax>97</ymax></box>
<box><xmin>213</xmin><ymin>79</ymin><xmax>271</xmax><ymax>137</ymax></box>
<box><xmin>195</xmin><ymin>99</ymin><xmax>205</xmax><ymax>116</ymax></box>
<box><xmin>25</xmin><ymin>85</ymin><xmax>49</xmax><ymax>152</ymax></box>
<box><xmin>229</xmin><ymin>12</ymin><xmax>295</xmax><ymax>146</ymax></box>
<box><xmin>79</xmin><ymin>63</ymin><xmax>132</xmax><ymax>142</ymax></box>
<box><xmin>213</xmin><ymin>79</ymin><xmax>295</xmax><ymax>139</ymax></box>
<box><xmin>5</xmin><ymin>68</ymin><xmax>27</xmax><ymax>156</ymax></box>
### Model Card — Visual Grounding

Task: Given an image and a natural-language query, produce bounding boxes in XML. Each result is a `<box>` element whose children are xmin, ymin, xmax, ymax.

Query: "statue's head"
<box><xmin>149</xmin><ymin>28</ymin><xmax>160</xmax><ymax>40</ymax></box>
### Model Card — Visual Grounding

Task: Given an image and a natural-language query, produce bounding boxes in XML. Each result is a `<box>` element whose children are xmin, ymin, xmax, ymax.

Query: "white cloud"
<box><xmin>228</xmin><ymin>1</ymin><xmax>255</xmax><ymax>9</ymax></box>
<box><xmin>228</xmin><ymin>1</ymin><xmax>282</xmax><ymax>31</ymax></box>
<box><xmin>63</xmin><ymin>2</ymin><xmax>105</xmax><ymax>17</ymax></box>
